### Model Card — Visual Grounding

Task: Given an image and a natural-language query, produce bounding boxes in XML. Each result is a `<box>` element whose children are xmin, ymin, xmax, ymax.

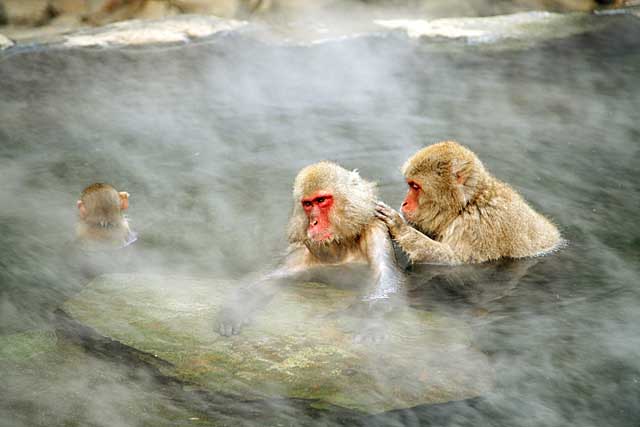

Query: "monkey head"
<box><xmin>77</xmin><ymin>183</ymin><xmax>129</xmax><ymax>224</ymax></box>
<box><xmin>76</xmin><ymin>183</ymin><xmax>132</xmax><ymax>246</ymax></box>
<box><xmin>287</xmin><ymin>162</ymin><xmax>377</xmax><ymax>246</ymax></box>
<box><xmin>400</xmin><ymin>141</ymin><xmax>486</xmax><ymax>230</ymax></box>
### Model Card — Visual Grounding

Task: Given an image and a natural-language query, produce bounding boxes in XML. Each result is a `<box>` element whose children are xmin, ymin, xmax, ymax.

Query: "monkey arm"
<box><xmin>217</xmin><ymin>246</ymin><xmax>311</xmax><ymax>336</ymax></box>
<box><xmin>375</xmin><ymin>202</ymin><xmax>461</xmax><ymax>265</ymax></box>
<box><xmin>362</xmin><ymin>221</ymin><xmax>403</xmax><ymax>300</ymax></box>
<box><xmin>392</xmin><ymin>225</ymin><xmax>462</xmax><ymax>265</ymax></box>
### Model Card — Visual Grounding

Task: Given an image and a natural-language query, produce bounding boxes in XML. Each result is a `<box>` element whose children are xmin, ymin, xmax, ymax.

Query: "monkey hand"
<box><xmin>375</xmin><ymin>202</ymin><xmax>408</xmax><ymax>237</ymax></box>
<box><xmin>346</xmin><ymin>299</ymin><xmax>392</xmax><ymax>344</ymax></box>
<box><xmin>216</xmin><ymin>306</ymin><xmax>250</xmax><ymax>337</ymax></box>
<box><xmin>353</xmin><ymin>319</ymin><xmax>389</xmax><ymax>344</ymax></box>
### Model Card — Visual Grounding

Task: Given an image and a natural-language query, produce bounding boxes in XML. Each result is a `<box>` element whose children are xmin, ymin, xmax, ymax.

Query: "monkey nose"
<box><xmin>401</xmin><ymin>202</ymin><xmax>408</xmax><ymax>207</ymax></box>
<box><xmin>311</xmin><ymin>220</ymin><xmax>318</xmax><ymax>226</ymax></box>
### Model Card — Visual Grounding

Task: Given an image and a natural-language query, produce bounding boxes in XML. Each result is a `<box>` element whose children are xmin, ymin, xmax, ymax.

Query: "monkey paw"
<box><xmin>353</xmin><ymin>321</ymin><xmax>389</xmax><ymax>344</ymax></box>
<box><xmin>375</xmin><ymin>201</ymin><xmax>407</xmax><ymax>236</ymax></box>
<box><xmin>216</xmin><ymin>307</ymin><xmax>250</xmax><ymax>337</ymax></box>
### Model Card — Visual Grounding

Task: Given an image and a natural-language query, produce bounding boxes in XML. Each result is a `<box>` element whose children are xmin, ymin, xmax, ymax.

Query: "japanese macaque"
<box><xmin>76</xmin><ymin>183</ymin><xmax>137</xmax><ymax>249</ymax></box>
<box><xmin>217</xmin><ymin>161</ymin><xmax>403</xmax><ymax>337</ymax></box>
<box><xmin>376</xmin><ymin>141</ymin><xmax>562</xmax><ymax>265</ymax></box>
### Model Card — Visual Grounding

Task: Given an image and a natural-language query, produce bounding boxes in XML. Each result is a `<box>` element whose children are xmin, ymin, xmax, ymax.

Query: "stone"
<box><xmin>0</xmin><ymin>329</ymin><xmax>226</xmax><ymax>426</ymax></box>
<box><xmin>49</xmin><ymin>0</ymin><xmax>87</xmax><ymax>16</ymax></box>
<box><xmin>173</xmin><ymin>0</ymin><xmax>239</xmax><ymax>18</ymax></box>
<box><xmin>137</xmin><ymin>0</ymin><xmax>181</xmax><ymax>20</ymax></box>
<box><xmin>375</xmin><ymin>11</ymin><xmax>607</xmax><ymax>47</ymax></box>
<box><xmin>62</xmin><ymin>273</ymin><xmax>494</xmax><ymax>414</ymax></box>
<box><xmin>0</xmin><ymin>1</ymin><xmax>6</xmax><ymax>25</ymax></box>
<box><xmin>2</xmin><ymin>0</ymin><xmax>51</xmax><ymax>26</ymax></box>
<box><xmin>62</xmin><ymin>15</ymin><xmax>247</xmax><ymax>47</ymax></box>
<box><xmin>0</xmin><ymin>32</ymin><xmax>13</xmax><ymax>49</ymax></box>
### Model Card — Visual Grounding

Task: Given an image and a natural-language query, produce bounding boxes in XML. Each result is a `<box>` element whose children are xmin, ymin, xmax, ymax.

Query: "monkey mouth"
<box><xmin>308</xmin><ymin>230</ymin><xmax>333</xmax><ymax>242</ymax></box>
<box><xmin>307</xmin><ymin>224</ymin><xmax>333</xmax><ymax>242</ymax></box>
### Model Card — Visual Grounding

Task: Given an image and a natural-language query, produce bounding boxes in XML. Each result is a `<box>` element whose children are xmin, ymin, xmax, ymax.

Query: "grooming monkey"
<box><xmin>376</xmin><ymin>141</ymin><xmax>562</xmax><ymax>265</ymax></box>
<box><xmin>76</xmin><ymin>183</ymin><xmax>137</xmax><ymax>250</ymax></box>
<box><xmin>217</xmin><ymin>161</ymin><xmax>403</xmax><ymax>337</ymax></box>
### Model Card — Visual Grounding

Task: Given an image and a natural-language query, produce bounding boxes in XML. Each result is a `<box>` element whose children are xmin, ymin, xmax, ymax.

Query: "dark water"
<box><xmin>1</xmin><ymin>11</ymin><xmax>639</xmax><ymax>427</ymax></box>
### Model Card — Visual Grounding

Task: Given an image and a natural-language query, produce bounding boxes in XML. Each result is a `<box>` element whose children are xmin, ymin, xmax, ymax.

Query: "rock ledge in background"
<box><xmin>0</xmin><ymin>32</ymin><xmax>13</xmax><ymax>48</ymax></box>
<box><xmin>62</xmin><ymin>14</ymin><xmax>246</xmax><ymax>47</ymax></box>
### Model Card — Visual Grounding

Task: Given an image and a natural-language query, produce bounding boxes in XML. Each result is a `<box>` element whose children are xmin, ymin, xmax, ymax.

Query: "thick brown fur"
<box><xmin>377</xmin><ymin>141</ymin><xmax>562</xmax><ymax>265</ymax></box>
<box><xmin>76</xmin><ymin>183</ymin><xmax>131</xmax><ymax>248</ymax></box>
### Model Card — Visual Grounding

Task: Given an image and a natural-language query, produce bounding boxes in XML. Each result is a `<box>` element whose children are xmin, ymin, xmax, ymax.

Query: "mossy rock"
<box><xmin>62</xmin><ymin>274</ymin><xmax>494</xmax><ymax>413</ymax></box>
<box><xmin>0</xmin><ymin>328</ymin><xmax>227</xmax><ymax>426</ymax></box>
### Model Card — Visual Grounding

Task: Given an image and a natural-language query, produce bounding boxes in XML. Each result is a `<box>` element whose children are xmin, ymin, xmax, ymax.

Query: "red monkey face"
<box><xmin>401</xmin><ymin>180</ymin><xmax>422</xmax><ymax>221</ymax></box>
<box><xmin>301</xmin><ymin>193</ymin><xmax>334</xmax><ymax>241</ymax></box>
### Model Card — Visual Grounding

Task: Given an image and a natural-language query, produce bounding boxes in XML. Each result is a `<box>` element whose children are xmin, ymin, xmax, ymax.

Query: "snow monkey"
<box><xmin>217</xmin><ymin>161</ymin><xmax>403</xmax><ymax>337</ymax></box>
<box><xmin>76</xmin><ymin>183</ymin><xmax>137</xmax><ymax>249</ymax></box>
<box><xmin>376</xmin><ymin>141</ymin><xmax>562</xmax><ymax>265</ymax></box>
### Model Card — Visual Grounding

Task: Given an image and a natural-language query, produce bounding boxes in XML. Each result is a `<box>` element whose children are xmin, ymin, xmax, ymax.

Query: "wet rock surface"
<box><xmin>375</xmin><ymin>11</ymin><xmax>605</xmax><ymax>45</ymax></box>
<box><xmin>0</xmin><ymin>32</ymin><xmax>12</xmax><ymax>48</ymax></box>
<box><xmin>61</xmin><ymin>274</ymin><xmax>494</xmax><ymax>413</ymax></box>
<box><xmin>0</xmin><ymin>328</ymin><xmax>231</xmax><ymax>426</ymax></box>
<box><xmin>0</xmin><ymin>8</ymin><xmax>632</xmax><ymax>50</ymax></box>
<box><xmin>0</xmin><ymin>1</ymin><xmax>636</xmax><ymax>47</ymax></box>
<box><xmin>61</xmin><ymin>14</ymin><xmax>246</xmax><ymax>47</ymax></box>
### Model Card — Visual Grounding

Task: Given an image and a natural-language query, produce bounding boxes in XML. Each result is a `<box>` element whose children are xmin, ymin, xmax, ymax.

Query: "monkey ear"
<box><xmin>451</xmin><ymin>159</ymin><xmax>473</xmax><ymax>185</ymax></box>
<box><xmin>77</xmin><ymin>200</ymin><xmax>87</xmax><ymax>219</ymax></box>
<box><xmin>119</xmin><ymin>191</ymin><xmax>130</xmax><ymax>211</ymax></box>
<box><xmin>451</xmin><ymin>159</ymin><xmax>479</xmax><ymax>205</ymax></box>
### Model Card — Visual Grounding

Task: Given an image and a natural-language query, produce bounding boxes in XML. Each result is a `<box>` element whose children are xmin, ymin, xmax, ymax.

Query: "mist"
<box><xmin>1</xmin><ymin>3</ymin><xmax>639</xmax><ymax>426</ymax></box>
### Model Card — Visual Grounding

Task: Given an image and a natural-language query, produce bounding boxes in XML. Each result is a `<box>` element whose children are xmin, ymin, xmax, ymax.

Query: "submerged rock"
<box><xmin>62</xmin><ymin>274</ymin><xmax>494</xmax><ymax>413</ymax></box>
<box><xmin>0</xmin><ymin>329</ymin><xmax>229</xmax><ymax>426</ymax></box>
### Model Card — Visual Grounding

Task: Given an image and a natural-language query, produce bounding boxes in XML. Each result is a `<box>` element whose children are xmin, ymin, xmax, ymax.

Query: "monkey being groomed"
<box><xmin>216</xmin><ymin>162</ymin><xmax>404</xmax><ymax>340</ymax></box>
<box><xmin>376</xmin><ymin>141</ymin><xmax>563</xmax><ymax>265</ymax></box>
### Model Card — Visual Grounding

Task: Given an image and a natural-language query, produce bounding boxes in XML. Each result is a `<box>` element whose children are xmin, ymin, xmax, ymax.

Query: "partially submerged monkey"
<box><xmin>376</xmin><ymin>141</ymin><xmax>562</xmax><ymax>265</ymax></box>
<box><xmin>76</xmin><ymin>183</ymin><xmax>137</xmax><ymax>250</ymax></box>
<box><xmin>217</xmin><ymin>161</ymin><xmax>403</xmax><ymax>337</ymax></box>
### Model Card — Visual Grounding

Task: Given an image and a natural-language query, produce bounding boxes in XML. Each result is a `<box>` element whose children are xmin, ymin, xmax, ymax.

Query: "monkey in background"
<box><xmin>76</xmin><ymin>182</ymin><xmax>138</xmax><ymax>250</ymax></box>
<box><xmin>376</xmin><ymin>141</ymin><xmax>562</xmax><ymax>265</ymax></box>
<box><xmin>217</xmin><ymin>161</ymin><xmax>403</xmax><ymax>338</ymax></box>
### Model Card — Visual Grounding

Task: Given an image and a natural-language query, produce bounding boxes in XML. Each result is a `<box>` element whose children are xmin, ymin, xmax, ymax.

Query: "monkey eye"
<box><xmin>409</xmin><ymin>182</ymin><xmax>421</xmax><ymax>191</ymax></box>
<box><xmin>302</xmin><ymin>201</ymin><xmax>313</xmax><ymax>208</ymax></box>
<box><xmin>316</xmin><ymin>197</ymin><xmax>325</xmax><ymax>203</ymax></box>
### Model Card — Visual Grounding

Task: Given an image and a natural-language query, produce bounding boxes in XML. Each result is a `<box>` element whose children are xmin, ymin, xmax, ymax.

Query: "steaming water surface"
<box><xmin>1</xmin><ymin>10</ymin><xmax>639</xmax><ymax>427</ymax></box>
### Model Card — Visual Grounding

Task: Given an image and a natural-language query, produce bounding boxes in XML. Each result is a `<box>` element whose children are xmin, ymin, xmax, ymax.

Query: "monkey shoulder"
<box><xmin>464</xmin><ymin>185</ymin><xmax>560</xmax><ymax>259</ymax></box>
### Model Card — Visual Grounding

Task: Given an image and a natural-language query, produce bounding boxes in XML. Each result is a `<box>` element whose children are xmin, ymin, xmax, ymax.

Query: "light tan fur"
<box><xmin>288</xmin><ymin>161</ymin><xmax>377</xmax><ymax>249</ymax></box>
<box><xmin>76</xmin><ymin>183</ymin><xmax>131</xmax><ymax>248</ymax></box>
<box><xmin>218</xmin><ymin>162</ymin><xmax>403</xmax><ymax>337</ymax></box>
<box><xmin>286</xmin><ymin>162</ymin><xmax>398</xmax><ymax>287</ymax></box>
<box><xmin>377</xmin><ymin>141</ymin><xmax>562</xmax><ymax>265</ymax></box>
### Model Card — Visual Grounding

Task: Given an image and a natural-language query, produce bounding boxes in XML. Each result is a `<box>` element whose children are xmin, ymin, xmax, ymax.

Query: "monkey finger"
<box><xmin>375</xmin><ymin>212</ymin><xmax>394</xmax><ymax>226</ymax></box>
<box><xmin>374</xmin><ymin>211</ymin><xmax>390</xmax><ymax>221</ymax></box>
<box><xmin>218</xmin><ymin>323</ymin><xmax>230</xmax><ymax>336</ymax></box>
<box><xmin>375</xmin><ymin>206</ymin><xmax>393</xmax><ymax>218</ymax></box>
<box><xmin>376</xmin><ymin>205</ymin><xmax>398</xmax><ymax>218</ymax></box>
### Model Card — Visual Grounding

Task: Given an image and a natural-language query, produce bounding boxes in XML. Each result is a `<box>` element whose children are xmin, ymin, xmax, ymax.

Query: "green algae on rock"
<box><xmin>62</xmin><ymin>274</ymin><xmax>493</xmax><ymax>413</ymax></box>
<box><xmin>0</xmin><ymin>328</ymin><xmax>228</xmax><ymax>427</ymax></box>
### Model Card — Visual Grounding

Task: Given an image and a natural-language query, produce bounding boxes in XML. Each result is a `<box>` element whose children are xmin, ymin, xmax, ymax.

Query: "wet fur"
<box><xmin>76</xmin><ymin>183</ymin><xmax>131</xmax><ymax>248</ymax></box>
<box><xmin>394</xmin><ymin>141</ymin><xmax>562</xmax><ymax>264</ymax></box>
<box><xmin>288</xmin><ymin>161</ymin><xmax>377</xmax><ymax>249</ymax></box>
